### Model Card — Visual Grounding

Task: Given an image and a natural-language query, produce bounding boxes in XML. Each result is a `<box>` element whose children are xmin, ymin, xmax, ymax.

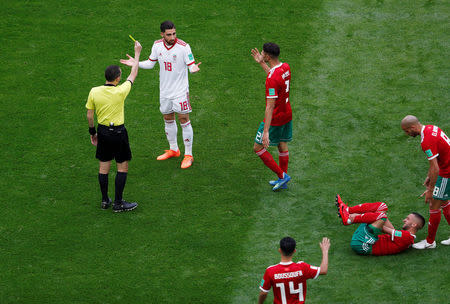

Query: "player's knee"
<box><xmin>254</xmin><ymin>144</ymin><xmax>263</xmax><ymax>153</ymax></box>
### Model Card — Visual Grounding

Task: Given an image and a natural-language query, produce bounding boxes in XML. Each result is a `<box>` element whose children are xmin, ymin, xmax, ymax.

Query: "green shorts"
<box><xmin>350</xmin><ymin>224</ymin><xmax>382</xmax><ymax>255</ymax></box>
<box><xmin>254</xmin><ymin>121</ymin><xmax>292</xmax><ymax>146</ymax></box>
<box><xmin>433</xmin><ymin>176</ymin><xmax>450</xmax><ymax>201</ymax></box>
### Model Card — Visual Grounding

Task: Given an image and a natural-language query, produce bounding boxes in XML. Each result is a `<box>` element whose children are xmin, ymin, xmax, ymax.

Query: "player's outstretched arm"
<box><xmin>319</xmin><ymin>237</ymin><xmax>330</xmax><ymax>275</ymax></box>
<box><xmin>126</xmin><ymin>41</ymin><xmax>142</xmax><ymax>83</ymax></box>
<box><xmin>189</xmin><ymin>62</ymin><xmax>202</xmax><ymax>73</ymax></box>
<box><xmin>251</xmin><ymin>48</ymin><xmax>270</xmax><ymax>74</ymax></box>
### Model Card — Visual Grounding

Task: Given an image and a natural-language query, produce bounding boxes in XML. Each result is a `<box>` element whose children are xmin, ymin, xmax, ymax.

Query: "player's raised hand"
<box><xmin>120</xmin><ymin>54</ymin><xmax>135</xmax><ymax>67</ymax></box>
<box><xmin>320</xmin><ymin>237</ymin><xmax>331</xmax><ymax>251</ymax></box>
<box><xmin>251</xmin><ymin>48</ymin><xmax>264</xmax><ymax>63</ymax></box>
<box><xmin>134</xmin><ymin>41</ymin><xmax>142</xmax><ymax>54</ymax></box>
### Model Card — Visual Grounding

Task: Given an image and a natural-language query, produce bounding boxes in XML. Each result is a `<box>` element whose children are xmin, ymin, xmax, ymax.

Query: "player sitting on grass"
<box><xmin>335</xmin><ymin>195</ymin><xmax>425</xmax><ymax>256</ymax></box>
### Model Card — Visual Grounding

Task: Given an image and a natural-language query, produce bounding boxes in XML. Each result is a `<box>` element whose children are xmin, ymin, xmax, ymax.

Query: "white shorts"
<box><xmin>160</xmin><ymin>92</ymin><xmax>192</xmax><ymax>115</ymax></box>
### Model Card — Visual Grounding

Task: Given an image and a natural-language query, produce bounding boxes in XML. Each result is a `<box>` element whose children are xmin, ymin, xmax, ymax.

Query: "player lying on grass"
<box><xmin>335</xmin><ymin>195</ymin><xmax>425</xmax><ymax>255</ymax></box>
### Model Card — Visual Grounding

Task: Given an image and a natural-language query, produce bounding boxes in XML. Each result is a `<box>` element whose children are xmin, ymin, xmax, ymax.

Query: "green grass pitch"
<box><xmin>0</xmin><ymin>0</ymin><xmax>449</xmax><ymax>303</ymax></box>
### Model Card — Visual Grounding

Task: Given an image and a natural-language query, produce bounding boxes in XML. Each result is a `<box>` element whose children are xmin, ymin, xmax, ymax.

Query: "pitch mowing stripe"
<box><xmin>229</xmin><ymin>3</ymin><xmax>326</xmax><ymax>304</ymax></box>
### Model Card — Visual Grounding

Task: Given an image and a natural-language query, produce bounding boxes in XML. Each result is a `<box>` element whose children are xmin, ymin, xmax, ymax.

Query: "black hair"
<box><xmin>160</xmin><ymin>20</ymin><xmax>176</xmax><ymax>33</ymax></box>
<box><xmin>104</xmin><ymin>65</ymin><xmax>121</xmax><ymax>82</ymax></box>
<box><xmin>280</xmin><ymin>237</ymin><xmax>296</xmax><ymax>256</ymax></box>
<box><xmin>263</xmin><ymin>42</ymin><xmax>280</xmax><ymax>58</ymax></box>
<box><xmin>412</xmin><ymin>212</ymin><xmax>425</xmax><ymax>229</ymax></box>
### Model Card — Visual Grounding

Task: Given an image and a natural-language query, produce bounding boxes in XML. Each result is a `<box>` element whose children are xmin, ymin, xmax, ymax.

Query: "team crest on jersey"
<box><xmin>173</xmin><ymin>54</ymin><xmax>177</xmax><ymax>61</ymax></box>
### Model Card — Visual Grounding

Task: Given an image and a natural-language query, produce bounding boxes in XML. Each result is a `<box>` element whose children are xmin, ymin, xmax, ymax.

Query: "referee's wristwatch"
<box><xmin>89</xmin><ymin>127</ymin><xmax>96</xmax><ymax>135</ymax></box>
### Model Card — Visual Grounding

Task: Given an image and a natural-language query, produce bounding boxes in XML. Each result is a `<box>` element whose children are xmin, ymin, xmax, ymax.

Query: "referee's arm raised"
<box><xmin>123</xmin><ymin>41</ymin><xmax>142</xmax><ymax>83</ymax></box>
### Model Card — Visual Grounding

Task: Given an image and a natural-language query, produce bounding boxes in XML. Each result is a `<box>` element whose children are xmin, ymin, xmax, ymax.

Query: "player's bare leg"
<box><xmin>178</xmin><ymin>113</ymin><xmax>194</xmax><ymax>169</ymax></box>
<box><xmin>157</xmin><ymin>113</ymin><xmax>181</xmax><ymax>161</ymax></box>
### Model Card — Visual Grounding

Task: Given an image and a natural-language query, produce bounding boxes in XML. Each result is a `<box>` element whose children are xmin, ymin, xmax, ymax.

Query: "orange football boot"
<box><xmin>181</xmin><ymin>155</ymin><xmax>194</xmax><ymax>169</ymax></box>
<box><xmin>156</xmin><ymin>149</ymin><xmax>180</xmax><ymax>160</ymax></box>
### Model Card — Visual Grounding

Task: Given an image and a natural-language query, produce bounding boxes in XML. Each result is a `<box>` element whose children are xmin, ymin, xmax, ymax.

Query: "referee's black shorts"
<box><xmin>96</xmin><ymin>124</ymin><xmax>132</xmax><ymax>163</ymax></box>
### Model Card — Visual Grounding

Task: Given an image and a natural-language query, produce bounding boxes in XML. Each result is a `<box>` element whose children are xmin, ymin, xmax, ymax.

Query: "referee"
<box><xmin>85</xmin><ymin>41</ymin><xmax>142</xmax><ymax>212</ymax></box>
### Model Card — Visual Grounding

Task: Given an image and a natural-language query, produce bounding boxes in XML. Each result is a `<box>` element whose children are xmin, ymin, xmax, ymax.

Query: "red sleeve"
<box><xmin>300</xmin><ymin>262</ymin><xmax>320</xmax><ymax>280</ymax></box>
<box><xmin>421</xmin><ymin>128</ymin><xmax>439</xmax><ymax>160</ymax></box>
<box><xmin>265</xmin><ymin>76</ymin><xmax>279</xmax><ymax>99</ymax></box>
<box><xmin>259</xmin><ymin>268</ymin><xmax>272</xmax><ymax>292</ymax></box>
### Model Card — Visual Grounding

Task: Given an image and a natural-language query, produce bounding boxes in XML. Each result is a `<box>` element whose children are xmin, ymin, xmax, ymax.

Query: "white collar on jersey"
<box><xmin>279</xmin><ymin>261</ymin><xmax>293</xmax><ymax>265</ymax></box>
<box><xmin>270</xmin><ymin>63</ymin><xmax>283</xmax><ymax>71</ymax></box>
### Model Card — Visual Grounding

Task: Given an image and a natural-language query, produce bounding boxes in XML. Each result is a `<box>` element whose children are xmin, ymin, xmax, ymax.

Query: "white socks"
<box><xmin>181</xmin><ymin>120</ymin><xmax>193</xmax><ymax>156</ymax></box>
<box><xmin>164</xmin><ymin>120</ymin><xmax>178</xmax><ymax>151</ymax></box>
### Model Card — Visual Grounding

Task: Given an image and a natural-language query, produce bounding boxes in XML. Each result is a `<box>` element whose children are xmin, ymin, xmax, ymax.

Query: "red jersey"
<box><xmin>259</xmin><ymin>261</ymin><xmax>320</xmax><ymax>304</ymax></box>
<box><xmin>265</xmin><ymin>63</ymin><xmax>292</xmax><ymax>126</ymax></box>
<box><xmin>372</xmin><ymin>230</ymin><xmax>415</xmax><ymax>256</ymax></box>
<box><xmin>421</xmin><ymin>125</ymin><xmax>450</xmax><ymax>178</ymax></box>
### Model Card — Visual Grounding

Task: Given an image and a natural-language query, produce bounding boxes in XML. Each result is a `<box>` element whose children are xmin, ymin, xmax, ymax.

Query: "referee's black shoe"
<box><xmin>113</xmin><ymin>200</ymin><xmax>138</xmax><ymax>213</ymax></box>
<box><xmin>101</xmin><ymin>197</ymin><xmax>112</xmax><ymax>210</ymax></box>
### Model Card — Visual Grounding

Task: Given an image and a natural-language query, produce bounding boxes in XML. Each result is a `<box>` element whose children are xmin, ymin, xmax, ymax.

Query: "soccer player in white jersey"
<box><xmin>120</xmin><ymin>20</ymin><xmax>201</xmax><ymax>169</ymax></box>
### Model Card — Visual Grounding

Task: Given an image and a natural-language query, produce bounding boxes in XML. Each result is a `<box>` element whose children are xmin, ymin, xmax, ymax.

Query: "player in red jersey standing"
<box><xmin>258</xmin><ymin>236</ymin><xmax>330</xmax><ymax>304</ymax></box>
<box><xmin>401</xmin><ymin>115</ymin><xmax>450</xmax><ymax>248</ymax></box>
<box><xmin>335</xmin><ymin>195</ymin><xmax>425</xmax><ymax>255</ymax></box>
<box><xmin>251</xmin><ymin>43</ymin><xmax>292</xmax><ymax>191</ymax></box>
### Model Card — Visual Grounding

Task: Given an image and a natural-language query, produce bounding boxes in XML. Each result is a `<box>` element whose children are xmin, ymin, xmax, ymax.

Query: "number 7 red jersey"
<box><xmin>259</xmin><ymin>261</ymin><xmax>320</xmax><ymax>304</ymax></box>
<box><xmin>265</xmin><ymin>63</ymin><xmax>292</xmax><ymax>126</ymax></box>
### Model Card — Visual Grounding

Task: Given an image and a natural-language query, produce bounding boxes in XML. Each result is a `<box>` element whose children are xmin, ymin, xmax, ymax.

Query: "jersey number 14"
<box><xmin>275</xmin><ymin>281</ymin><xmax>304</xmax><ymax>304</ymax></box>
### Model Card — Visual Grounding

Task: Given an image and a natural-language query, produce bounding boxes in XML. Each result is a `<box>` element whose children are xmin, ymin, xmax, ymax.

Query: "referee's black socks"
<box><xmin>98</xmin><ymin>173</ymin><xmax>109</xmax><ymax>202</ymax></box>
<box><xmin>115</xmin><ymin>172</ymin><xmax>127</xmax><ymax>203</ymax></box>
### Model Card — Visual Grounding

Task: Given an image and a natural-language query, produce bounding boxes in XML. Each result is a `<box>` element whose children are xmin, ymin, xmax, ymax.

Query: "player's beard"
<box><xmin>402</xmin><ymin>224</ymin><xmax>410</xmax><ymax>230</ymax></box>
<box><xmin>165</xmin><ymin>37</ymin><xmax>175</xmax><ymax>45</ymax></box>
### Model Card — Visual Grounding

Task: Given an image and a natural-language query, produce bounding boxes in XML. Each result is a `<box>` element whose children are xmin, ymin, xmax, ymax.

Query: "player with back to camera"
<box><xmin>401</xmin><ymin>115</ymin><xmax>450</xmax><ymax>248</ymax></box>
<box><xmin>86</xmin><ymin>41</ymin><xmax>142</xmax><ymax>212</ymax></box>
<box><xmin>258</xmin><ymin>236</ymin><xmax>330</xmax><ymax>304</ymax></box>
<box><xmin>251</xmin><ymin>43</ymin><xmax>292</xmax><ymax>191</ymax></box>
<box><xmin>335</xmin><ymin>194</ymin><xmax>425</xmax><ymax>255</ymax></box>
<box><xmin>121</xmin><ymin>20</ymin><xmax>201</xmax><ymax>169</ymax></box>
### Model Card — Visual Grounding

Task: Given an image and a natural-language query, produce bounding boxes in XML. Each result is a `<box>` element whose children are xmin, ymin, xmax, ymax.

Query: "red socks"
<box><xmin>279</xmin><ymin>151</ymin><xmax>289</xmax><ymax>173</ymax></box>
<box><xmin>348</xmin><ymin>202</ymin><xmax>388</xmax><ymax>214</ymax></box>
<box><xmin>351</xmin><ymin>212</ymin><xmax>387</xmax><ymax>224</ymax></box>
<box><xmin>426</xmin><ymin>209</ymin><xmax>442</xmax><ymax>243</ymax></box>
<box><xmin>442</xmin><ymin>201</ymin><xmax>450</xmax><ymax>225</ymax></box>
<box><xmin>255</xmin><ymin>148</ymin><xmax>284</xmax><ymax>178</ymax></box>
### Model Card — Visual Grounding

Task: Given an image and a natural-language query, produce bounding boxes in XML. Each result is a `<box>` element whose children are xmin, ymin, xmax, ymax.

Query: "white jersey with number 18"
<box><xmin>148</xmin><ymin>38</ymin><xmax>196</xmax><ymax>99</ymax></box>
